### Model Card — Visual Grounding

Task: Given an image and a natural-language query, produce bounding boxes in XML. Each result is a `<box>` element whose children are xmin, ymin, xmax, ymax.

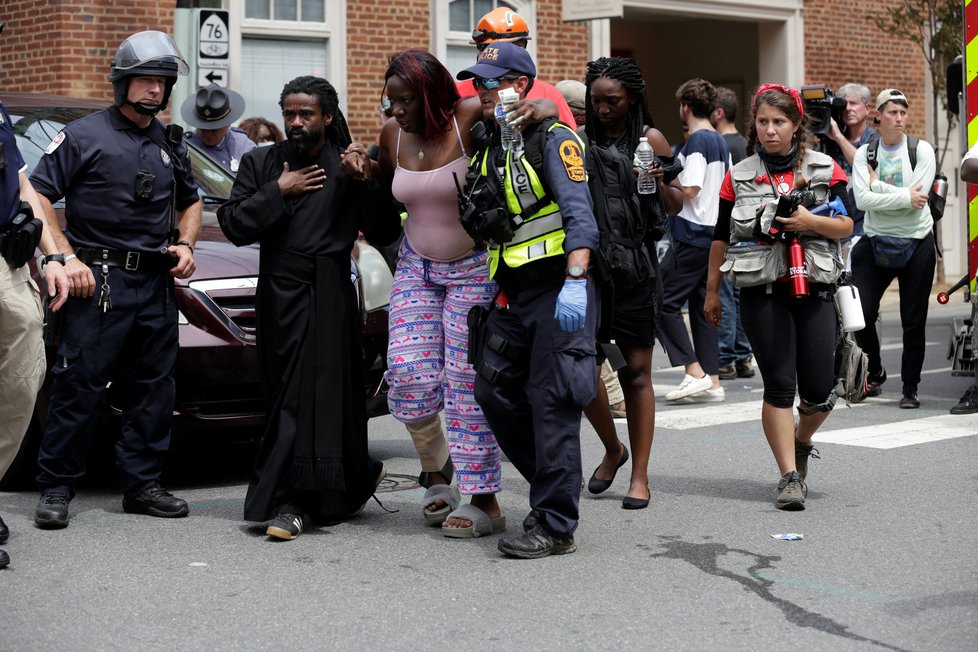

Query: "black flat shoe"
<box><xmin>622</xmin><ymin>487</ymin><xmax>650</xmax><ymax>510</ymax></box>
<box><xmin>587</xmin><ymin>445</ymin><xmax>629</xmax><ymax>494</ymax></box>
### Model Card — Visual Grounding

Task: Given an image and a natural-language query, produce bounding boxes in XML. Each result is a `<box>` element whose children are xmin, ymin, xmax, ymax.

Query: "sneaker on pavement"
<box><xmin>675</xmin><ymin>386</ymin><xmax>725</xmax><ymax>403</ymax></box>
<box><xmin>866</xmin><ymin>369</ymin><xmax>887</xmax><ymax>397</ymax></box>
<box><xmin>951</xmin><ymin>385</ymin><xmax>978</xmax><ymax>415</ymax></box>
<box><xmin>665</xmin><ymin>373</ymin><xmax>712</xmax><ymax>401</ymax></box>
<box><xmin>35</xmin><ymin>492</ymin><xmax>70</xmax><ymax>529</ymax></box>
<box><xmin>899</xmin><ymin>388</ymin><xmax>920</xmax><ymax>409</ymax></box>
<box><xmin>718</xmin><ymin>364</ymin><xmax>737</xmax><ymax>380</ymax></box>
<box><xmin>794</xmin><ymin>439</ymin><xmax>820</xmax><ymax>481</ymax></box>
<box><xmin>266</xmin><ymin>513</ymin><xmax>305</xmax><ymax>540</ymax></box>
<box><xmin>122</xmin><ymin>483</ymin><xmax>189</xmax><ymax>518</ymax></box>
<box><xmin>776</xmin><ymin>471</ymin><xmax>807</xmax><ymax>510</ymax></box>
<box><xmin>498</xmin><ymin>523</ymin><xmax>576</xmax><ymax>559</ymax></box>
<box><xmin>0</xmin><ymin>514</ymin><xmax>8</xmax><ymax>544</ymax></box>
<box><xmin>0</xmin><ymin>549</ymin><xmax>8</xmax><ymax>569</ymax></box>
<box><xmin>736</xmin><ymin>358</ymin><xmax>755</xmax><ymax>378</ymax></box>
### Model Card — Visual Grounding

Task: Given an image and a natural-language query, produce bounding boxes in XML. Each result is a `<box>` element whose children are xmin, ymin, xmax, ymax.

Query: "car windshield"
<box><xmin>7</xmin><ymin>104</ymin><xmax>235</xmax><ymax>203</ymax></box>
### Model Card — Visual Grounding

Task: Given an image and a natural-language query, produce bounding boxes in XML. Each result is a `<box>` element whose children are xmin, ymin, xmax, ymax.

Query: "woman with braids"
<box><xmin>342</xmin><ymin>50</ymin><xmax>557</xmax><ymax>537</ymax></box>
<box><xmin>219</xmin><ymin>76</ymin><xmax>396</xmax><ymax>540</ymax></box>
<box><xmin>704</xmin><ymin>84</ymin><xmax>852</xmax><ymax>510</ymax></box>
<box><xmin>580</xmin><ymin>57</ymin><xmax>683</xmax><ymax>510</ymax></box>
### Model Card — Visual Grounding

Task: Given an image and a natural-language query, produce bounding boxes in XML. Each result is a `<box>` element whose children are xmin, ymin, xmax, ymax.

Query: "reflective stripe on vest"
<box><xmin>484</xmin><ymin>122</ymin><xmax>584</xmax><ymax>277</ymax></box>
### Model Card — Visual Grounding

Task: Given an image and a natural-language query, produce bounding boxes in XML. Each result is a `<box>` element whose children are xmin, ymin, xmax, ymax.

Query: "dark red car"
<box><xmin>1</xmin><ymin>93</ymin><xmax>393</xmax><ymax>484</ymax></box>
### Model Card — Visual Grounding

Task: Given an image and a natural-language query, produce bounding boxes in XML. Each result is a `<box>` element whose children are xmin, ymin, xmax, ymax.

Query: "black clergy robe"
<box><xmin>218</xmin><ymin>141</ymin><xmax>394</xmax><ymax>521</ymax></box>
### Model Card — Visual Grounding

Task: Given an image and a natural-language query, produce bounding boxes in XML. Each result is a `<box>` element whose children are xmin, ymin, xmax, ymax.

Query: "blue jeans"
<box><xmin>718</xmin><ymin>279</ymin><xmax>752</xmax><ymax>366</ymax></box>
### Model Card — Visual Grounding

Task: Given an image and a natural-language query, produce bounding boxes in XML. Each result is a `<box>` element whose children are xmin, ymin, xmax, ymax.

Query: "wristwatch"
<box><xmin>43</xmin><ymin>253</ymin><xmax>66</xmax><ymax>266</ymax></box>
<box><xmin>566</xmin><ymin>264</ymin><xmax>588</xmax><ymax>279</ymax></box>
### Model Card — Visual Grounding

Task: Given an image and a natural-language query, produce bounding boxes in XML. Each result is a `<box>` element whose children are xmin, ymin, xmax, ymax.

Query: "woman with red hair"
<box><xmin>344</xmin><ymin>49</ymin><xmax>556</xmax><ymax>538</ymax></box>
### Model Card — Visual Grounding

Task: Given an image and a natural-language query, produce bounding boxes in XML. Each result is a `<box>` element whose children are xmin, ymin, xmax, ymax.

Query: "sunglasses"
<box><xmin>472</xmin><ymin>76</ymin><xmax>520</xmax><ymax>90</ymax></box>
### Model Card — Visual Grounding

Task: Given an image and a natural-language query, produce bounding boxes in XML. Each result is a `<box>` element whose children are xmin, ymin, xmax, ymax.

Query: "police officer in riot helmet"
<box><xmin>0</xmin><ymin>20</ymin><xmax>70</xmax><ymax>569</ymax></box>
<box><xmin>29</xmin><ymin>30</ymin><xmax>201</xmax><ymax>529</ymax></box>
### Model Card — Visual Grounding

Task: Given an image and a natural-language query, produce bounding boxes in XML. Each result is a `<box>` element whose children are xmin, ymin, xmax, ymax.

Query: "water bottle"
<box><xmin>834</xmin><ymin>284</ymin><xmax>866</xmax><ymax>332</ymax></box>
<box><xmin>496</xmin><ymin>87</ymin><xmax>523</xmax><ymax>152</ymax></box>
<box><xmin>787</xmin><ymin>235</ymin><xmax>809</xmax><ymax>299</ymax></box>
<box><xmin>635</xmin><ymin>137</ymin><xmax>657</xmax><ymax>194</ymax></box>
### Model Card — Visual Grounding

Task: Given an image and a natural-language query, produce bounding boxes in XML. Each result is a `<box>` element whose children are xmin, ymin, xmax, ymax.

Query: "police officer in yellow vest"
<box><xmin>457</xmin><ymin>42</ymin><xmax>600</xmax><ymax>559</ymax></box>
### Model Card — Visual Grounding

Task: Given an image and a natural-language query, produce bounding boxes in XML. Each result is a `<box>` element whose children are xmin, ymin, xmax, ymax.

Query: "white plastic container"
<box><xmin>835</xmin><ymin>284</ymin><xmax>866</xmax><ymax>332</ymax></box>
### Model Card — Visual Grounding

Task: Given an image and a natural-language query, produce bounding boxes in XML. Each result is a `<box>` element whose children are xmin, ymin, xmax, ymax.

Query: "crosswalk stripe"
<box><xmin>654</xmin><ymin>399</ymin><xmax>765</xmax><ymax>429</ymax></box>
<box><xmin>815</xmin><ymin>413</ymin><xmax>978</xmax><ymax>449</ymax></box>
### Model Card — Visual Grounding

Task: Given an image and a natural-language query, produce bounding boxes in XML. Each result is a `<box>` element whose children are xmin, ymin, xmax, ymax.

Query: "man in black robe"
<box><xmin>218</xmin><ymin>76</ymin><xmax>395</xmax><ymax>540</ymax></box>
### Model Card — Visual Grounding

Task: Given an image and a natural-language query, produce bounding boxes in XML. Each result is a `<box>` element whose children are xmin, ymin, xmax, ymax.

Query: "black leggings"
<box><xmin>740</xmin><ymin>283</ymin><xmax>839</xmax><ymax>409</ymax></box>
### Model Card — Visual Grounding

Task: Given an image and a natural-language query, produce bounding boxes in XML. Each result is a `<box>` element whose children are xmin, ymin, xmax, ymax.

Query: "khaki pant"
<box><xmin>0</xmin><ymin>261</ymin><xmax>45</xmax><ymax>478</ymax></box>
<box><xmin>600</xmin><ymin>359</ymin><xmax>624</xmax><ymax>406</ymax></box>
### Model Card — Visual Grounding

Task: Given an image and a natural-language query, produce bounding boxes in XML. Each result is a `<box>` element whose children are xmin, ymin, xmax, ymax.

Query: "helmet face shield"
<box><xmin>110</xmin><ymin>30</ymin><xmax>189</xmax><ymax>80</ymax></box>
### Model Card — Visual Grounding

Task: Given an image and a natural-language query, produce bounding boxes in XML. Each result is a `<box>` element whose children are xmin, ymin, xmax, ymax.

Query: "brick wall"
<box><xmin>2</xmin><ymin>1</ymin><xmax>173</xmax><ymax>103</ymax></box>
<box><xmin>344</xmin><ymin>0</ymin><xmax>587</xmax><ymax>144</ymax></box>
<box><xmin>803</xmin><ymin>0</ymin><xmax>928</xmax><ymax>135</ymax></box>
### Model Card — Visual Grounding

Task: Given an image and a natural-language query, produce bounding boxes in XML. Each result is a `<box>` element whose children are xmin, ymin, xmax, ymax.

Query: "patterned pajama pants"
<box><xmin>386</xmin><ymin>240</ymin><xmax>500</xmax><ymax>495</ymax></box>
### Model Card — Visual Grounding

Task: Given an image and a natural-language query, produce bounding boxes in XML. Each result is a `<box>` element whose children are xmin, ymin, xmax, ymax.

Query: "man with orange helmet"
<box><xmin>456</xmin><ymin>7</ymin><xmax>577</xmax><ymax>128</ymax></box>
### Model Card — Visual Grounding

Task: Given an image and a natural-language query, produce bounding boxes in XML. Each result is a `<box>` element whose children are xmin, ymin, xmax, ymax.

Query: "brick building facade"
<box><xmin>0</xmin><ymin>1</ymin><xmax>929</xmax><ymax>142</ymax></box>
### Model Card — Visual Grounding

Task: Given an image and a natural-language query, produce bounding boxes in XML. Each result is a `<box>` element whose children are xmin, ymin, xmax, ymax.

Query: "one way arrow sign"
<box><xmin>198</xmin><ymin>67</ymin><xmax>228</xmax><ymax>88</ymax></box>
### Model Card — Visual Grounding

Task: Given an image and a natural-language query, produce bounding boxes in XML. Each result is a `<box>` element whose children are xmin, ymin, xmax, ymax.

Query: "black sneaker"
<box><xmin>718</xmin><ymin>364</ymin><xmax>737</xmax><ymax>380</ymax></box>
<box><xmin>794</xmin><ymin>440</ymin><xmax>820</xmax><ymax>481</ymax></box>
<box><xmin>776</xmin><ymin>471</ymin><xmax>807</xmax><ymax>510</ymax></box>
<box><xmin>0</xmin><ymin>549</ymin><xmax>8</xmax><ymax>569</ymax></box>
<box><xmin>266</xmin><ymin>513</ymin><xmax>304</xmax><ymax>540</ymax></box>
<box><xmin>35</xmin><ymin>492</ymin><xmax>70</xmax><ymax>529</ymax></box>
<box><xmin>899</xmin><ymin>384</ymin><xmax>920</xmax><ymax>409</ymax></box>
<box><xmin>122</xmin><ymin>484</ymin><xmax>189</xmax><ymax>518</ymax></box>
<box><xmin>0</xmin><ymin>514</ymin><xmax>8</xmax><ymax>544</ymax></box>
<box><xmin>522</xmin><ymin>509</ymin><xmax>542</xmax><ymax>532</ymax></box>
<box><xmin>951</xmin><ymin>385</ymin><xmax>978</xmax><ymax>415</ymax></box>
<box><xmin>498</xmin><ymin>523</ymin><xmax>576</xmax><ymax>559</ymax></box>
<box><xmin>866</xmin><ymin>369</ymin><xmax>887</xmax><ymax>397</ymax></box>
<box><xmin>736</xmin><ymin>359</ymin><xmax>756</xmax><ymax>378</ymax></box>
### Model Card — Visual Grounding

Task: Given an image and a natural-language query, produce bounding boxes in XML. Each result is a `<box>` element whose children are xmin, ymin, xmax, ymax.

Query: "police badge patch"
<box><xmin>160</xmin><ymin>148</ymin><xmax>171</xmax><ymax>167</ymax></box>
<box><xmin>46</xmin><ymin>131</ymin><xmax>66</xmax><ymax>155</ymax></box>
<box><xmin>559</xmin><ymin>140</ymin><xmax>586</xmax><ymax>182</ymax></box>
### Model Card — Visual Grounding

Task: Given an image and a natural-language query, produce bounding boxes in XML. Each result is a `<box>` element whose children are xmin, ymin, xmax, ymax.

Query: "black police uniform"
<box><xmin>30</xmin><ymin>106</ymin><xmax>198</xmax><ymax>498</ymax></box>
<box><xmin>473</xmin><ymin>124</ymin><xmax>600</xmax><ymax>539</ymax></box>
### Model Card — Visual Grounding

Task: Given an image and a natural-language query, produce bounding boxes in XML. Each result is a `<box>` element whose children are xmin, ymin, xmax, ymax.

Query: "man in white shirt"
<box><xmin>851</xmin><ymin>88</ymin><xmax>936</xmax><ymax>409</ymax></box>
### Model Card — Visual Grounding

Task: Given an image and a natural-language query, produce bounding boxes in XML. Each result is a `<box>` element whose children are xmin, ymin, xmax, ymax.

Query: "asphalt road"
<box><xmin>1</xmin><ymin>294</ymin><xmax>976</xmax><ymax>651</ymax></box>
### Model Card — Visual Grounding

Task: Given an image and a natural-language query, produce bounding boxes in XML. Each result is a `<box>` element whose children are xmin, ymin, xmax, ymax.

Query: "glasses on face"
<box><xmin>472</xmin><ymin>76</ymin><xmax>520</xmax><ymax>90</ymax></box>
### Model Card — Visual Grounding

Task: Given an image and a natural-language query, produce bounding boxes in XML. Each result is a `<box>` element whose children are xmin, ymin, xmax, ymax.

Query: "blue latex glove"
<box><xmin>810</xmin><ymin>196</ymin><xmax>849</xmax><ymax>217</ymax></box>
<box><xmin>554</xmin><ymin>279</ymin><xmax>588</xmax><ymax>332</ymax></box>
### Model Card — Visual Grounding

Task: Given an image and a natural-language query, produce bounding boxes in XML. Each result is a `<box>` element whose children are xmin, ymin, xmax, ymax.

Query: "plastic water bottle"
<box><xmin>635</xmin><ymin>137</ymin><xmax>657</xmax><ymax>194</ymax></box>
<box><xmin>496</xmin><ymin>87</ymin><xmax>523</xmax><ymax>152</ymax></box>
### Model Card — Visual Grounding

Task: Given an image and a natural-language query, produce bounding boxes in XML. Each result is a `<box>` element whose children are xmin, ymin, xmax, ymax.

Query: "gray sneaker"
<box><xmin>776</xmin><ymin>471</ymin><xmax>807</xmax><ymax>510</ymax></box>
<box><xmin>794</xmin><ymin>440</ymin><xmax>820</xmax><ymax>481</ymax></box>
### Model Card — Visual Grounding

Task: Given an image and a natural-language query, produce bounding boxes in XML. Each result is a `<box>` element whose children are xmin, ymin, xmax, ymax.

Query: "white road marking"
<box><xmin>815</xmin><ymin>413</ymin><xmax>978</xmax><ymax>449</ymax></box>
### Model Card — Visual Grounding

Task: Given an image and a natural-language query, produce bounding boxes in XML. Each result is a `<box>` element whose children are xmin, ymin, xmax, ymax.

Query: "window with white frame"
<box><xmin>433</xmin><ymin>0</ymin><xmax>533</xmax><ymax>79</ymax></box>
<box><xmin>234</xmin><ymin>0</ymin><xmax>345</xmax><ymax>125</ymax></box>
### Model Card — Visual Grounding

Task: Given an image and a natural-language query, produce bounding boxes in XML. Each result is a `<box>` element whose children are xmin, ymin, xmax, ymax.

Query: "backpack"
<box><xmin>833</xmin><ymin>327</ymin><xmax>870</xmax><ymax>405</ymax></box>
<box><xmin>865</xmin><ymin>133</ymin><xmax>945</xmax><ymax>222</ymax></box>
<box><xmin>586</xmin><ymin>142</ymin><xmax>652</xmax><ymax>296</ymax></box>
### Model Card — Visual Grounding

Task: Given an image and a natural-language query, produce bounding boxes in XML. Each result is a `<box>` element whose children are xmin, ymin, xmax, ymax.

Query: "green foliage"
<box><xmin>868</xmin><ymin>0</ymin><xmax>963</xmax><ymax>169</ymax></box>
<box><xmin>869</xmin><ymin>0</ymin><xmax>962</xmax><ymax>119</ymax></box>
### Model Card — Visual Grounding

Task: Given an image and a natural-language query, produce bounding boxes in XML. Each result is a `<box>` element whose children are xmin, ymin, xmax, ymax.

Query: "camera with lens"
<box><xmin>768</xmin><ymin>189</ymin><xmax>817</xmax><ymax>238</ymax></box>
<box><xmin>800</xmin><ymin>86</ymin><xmax>845</xmax><ymax>136</ymax></box>
<box><xmin>133</xmin><ymin>170</ymin><xmax>156</xmax><ymax>203</ymax></box>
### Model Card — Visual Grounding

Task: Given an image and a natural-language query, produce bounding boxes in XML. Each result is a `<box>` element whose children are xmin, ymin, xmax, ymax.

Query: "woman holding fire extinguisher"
<box><xmin>704</xmin><ymin>84</ymin><xmax>853</xmax><ymax>511</ymax></box>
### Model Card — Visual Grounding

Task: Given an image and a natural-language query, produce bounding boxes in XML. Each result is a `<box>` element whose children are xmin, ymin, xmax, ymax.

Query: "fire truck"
<box><xmin>938</xmin><ymin>2</ymin><xmax>978</xmax><ymax>407</ymax></box>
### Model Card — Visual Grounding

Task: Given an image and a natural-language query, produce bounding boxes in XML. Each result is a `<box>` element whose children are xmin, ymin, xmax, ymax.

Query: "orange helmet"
<box><xmin>470</xmin><ymin>7</ymin><xmax>532</xmax><ymax>45</ymax></box>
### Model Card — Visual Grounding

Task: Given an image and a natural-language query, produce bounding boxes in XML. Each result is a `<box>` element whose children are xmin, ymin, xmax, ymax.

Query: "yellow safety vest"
<box><xmin>479</xmin><ymin>122</ymin><xmax>585</xmax><ymax>279</ymax></box>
